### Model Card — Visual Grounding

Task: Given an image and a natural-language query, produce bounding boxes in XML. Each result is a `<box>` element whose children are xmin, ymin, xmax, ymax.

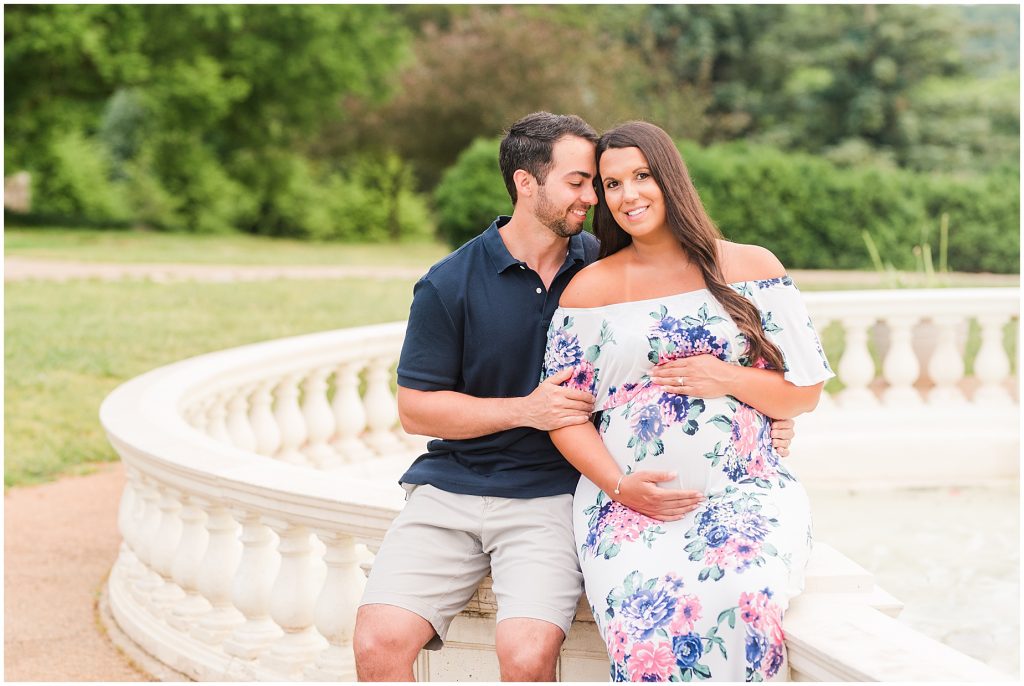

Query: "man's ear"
<box><xmin>513</xmin><ymin>169</ymin><xmax>535</xmax><ymax>200</ymax></box>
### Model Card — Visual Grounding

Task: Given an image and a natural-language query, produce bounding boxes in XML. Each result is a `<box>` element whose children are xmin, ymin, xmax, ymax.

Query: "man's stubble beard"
<box><xmin>535</xmin><ymin>184</ymin><xmax>586</xmax><ymax>239</ymax></box>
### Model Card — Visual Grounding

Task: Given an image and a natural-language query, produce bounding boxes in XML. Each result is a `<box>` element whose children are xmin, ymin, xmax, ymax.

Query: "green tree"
<box><xmin>5</xmin><ymin>6</ymin><xmax>412</xmax><ymax>234</ymax></box>
<box><xmin>332</xmin><ymin>6</ymin><xmax>651</xmax><ymax>189</ymax></box>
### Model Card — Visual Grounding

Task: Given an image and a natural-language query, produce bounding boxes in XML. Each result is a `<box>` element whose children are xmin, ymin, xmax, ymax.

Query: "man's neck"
<box><xmin>499</xmin><ymin>211</ymin><xmax>572</xmax><ymax>288</ymax></box>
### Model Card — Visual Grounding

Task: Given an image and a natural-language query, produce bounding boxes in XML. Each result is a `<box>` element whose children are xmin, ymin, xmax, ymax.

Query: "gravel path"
<box><xmin>6</xmin><ymin>256</ymin><xmax>1018</xmax><ymax>287</ymax></box>
<box><xmin>4</xmin><ymin>462</ymin><xmax>150</xmax><ymax>681</ymax></box>
<box><xmin>5</xmin><ymin>257</ymin><xmax>424</xmax><ymax>282</ymax></box>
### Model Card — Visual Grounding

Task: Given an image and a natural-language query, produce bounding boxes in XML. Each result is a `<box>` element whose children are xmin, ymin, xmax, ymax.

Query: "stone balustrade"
<box><xmin>101</xmin><ymin>289</ymin><xmax>1018</xmax><ymax>681</ymax></box>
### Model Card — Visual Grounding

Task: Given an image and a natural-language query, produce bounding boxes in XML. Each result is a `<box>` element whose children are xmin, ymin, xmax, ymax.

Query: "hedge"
<box><xmin>434</xmin><ymin>136</ymin><xmax>1018</xmax><ymax>273</ymax></box>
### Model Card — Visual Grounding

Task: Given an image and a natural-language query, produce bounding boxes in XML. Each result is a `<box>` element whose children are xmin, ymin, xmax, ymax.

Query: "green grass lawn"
<box><xmin>5</xmin><ymin>278</ymin><xmax>417</xmax><ymax>487</ymax></box>
<box><xmin>5</xmin><ymin>228</ymin><xmax>450</xmax><ymax>267</ymax></box>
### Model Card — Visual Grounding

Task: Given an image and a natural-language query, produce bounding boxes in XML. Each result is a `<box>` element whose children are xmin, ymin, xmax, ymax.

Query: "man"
<box><xmin>353</xmin><ymin>112</ymin><xmax>795</xmax><ymax>681</ymax></box>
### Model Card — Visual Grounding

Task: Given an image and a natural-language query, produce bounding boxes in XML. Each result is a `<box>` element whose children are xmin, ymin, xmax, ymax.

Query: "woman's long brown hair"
<box><xmin>593</xmin><ymin>121</ymin><xmax>785</xmax><ymax>371</ymax></box>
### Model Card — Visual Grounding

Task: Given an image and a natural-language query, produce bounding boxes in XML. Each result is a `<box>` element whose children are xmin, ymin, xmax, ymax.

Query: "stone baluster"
<box><xmin>363</xmin><ymin>357</ymin><xmax>402</xmax><ymax>453</ymax></box>
<box><xmin>330</xmin><ymin>361</ymin><xmax>371</xmax><ymax>462</ymax></box>
<box><xmin>189</xmin><ymin>504</ymin><xmax>244</xmax><ymax>645</ymax></box>
<box><xmin>973</xmin><ymin>314</ymin><xmax>1014</xmax><ymax>405</ymax></box>
<box><xmin>274</xmin><ymin>373</ymin><xmax>309</xmax><ymax>465</ymax></box>
<box><xmin>302</xmin><ymin>368</ymin><xmax>341</xmax><ymax>468</ymax></box>
<box><xmin>167</xmin><ymin>496</ymin><xmax>212</xmax><ymax>633</ymax></box>
<box><xmin>812</xmin><ymin>317</ymin><xmax>835</xmax><ymax>411</ymax></box>
<box><xmin>881</xmin><ymin>317</ymin><xmax>923</xmax><ymax>406</ymax></box>
<box><xmin>130</xmin><ymin>477</ymin><xmax>166</xmax><ymax>603</ymax></box>
<box><xmin>185</xmin><ymin>401</ymin><xmax>207</xmax><ymax>432</ymax></box>
<box><xmin>206</xmin><ymin>392</ymin><xmax>231</xmax><ymax>443</ymax></box>
<box><xmin>224</xmin><ymin>510</ymin><xmax>283</xmax><ymax>659</ymax></box>
<box><xmin>837</xmin><ymin>317</ymin><xmax>879</xmax><ymax>407</ymax></box>
<box><xmin>226</xmin><ymin>385</ymin><xmax>258</xmax><ymax>452</ymax></box>
<box><xmin>260</xmin><ymin>520</ymin><xmax>329</xmax><ymax>678</ymax></box>
<box><xmin>115</xmin><ymin>467</ymin><xmax>143</xmax><ymax>579</ymax></box>
<box><xmin>123</xmin><ymin>471</ymin><xmax>153</xmax><ymax>584</ymax></box>
<box><xmin>927</xmin><ymin>316</ymin><xmax>968</xmax><ymax>405</ymax></box>
<box><xmin>250</xmin><ymin>378</ymin><xmax>282</xmax><ymax>458</ymax></box>
<box><xmin>149</xmin><ymin>487</ymin><xmax>187</xmax><ymax>616</ymax></box>
<box><xmin>304</xmin><ymin>531</ymin><xmax>367</xmax><ymax>681</ymax></box>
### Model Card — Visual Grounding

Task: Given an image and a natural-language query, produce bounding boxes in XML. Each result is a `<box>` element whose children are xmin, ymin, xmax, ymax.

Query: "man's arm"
<box><xmin>397</xmin><ymin>368</ymin><xmax>595</xmax><ymax>439</ymax></box>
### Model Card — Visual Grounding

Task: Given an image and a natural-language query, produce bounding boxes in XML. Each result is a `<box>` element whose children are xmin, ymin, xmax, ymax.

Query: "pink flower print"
<box><xmin>600</xmin><ymin>502</ymin><xmax>659</xmax><ymax>546</ymax></box>
<box><xmin>568</xmin><ymin>359</ymin><xmax>595</xmax><ymax>393</ymax></box>
<box><xmin>606</xmin><ymin>621</ymin><xmax>629</xmax><ymax>663</ymax></box>
<box><xmin>739</xmin><ymin>592</ymin><xmax>764</xmax><ymax>630</ymax></box>
<box><xmin>732</xmin><ymin>404</ymin><xmax>761</xmax><ymax>456</ymax></box>
<box><xmin>725</xmin><ymin>538</ymin><xmax>761</xmax><ymax>568</ymax></box>
<box><xmin>628</xmin><ymin>640</ymin><xmax>676</xmax><ymax>681</ymax></box>
<box><xmin>764</xmin><ymin>602</ymin><xmax>785</xmax><ymax>646</ymax></box>
<box><xmin>603</xmin><ymin>382</ymin><xmax>640</xmax><ymax>410</ymax></box>
<box><xmin>747</xmin><ymin>451</ymin><xmax>768</xmax><ymax>478</ymax></box>
<box><xmin>704</xmin><ymin>543</ymin><xmax>732</xmax><ymax>569</ymax></box>
<box><xmin>669</xmin><ymin>594</ymin><xmax>703</xmax><ymax>634</ymax></box>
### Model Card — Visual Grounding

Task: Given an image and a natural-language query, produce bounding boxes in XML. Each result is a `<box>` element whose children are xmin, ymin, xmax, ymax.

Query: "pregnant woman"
<box><xmin>545</xmin><ymin>121</ymin><xmax>834</xmax><ymax>681</ymax></box>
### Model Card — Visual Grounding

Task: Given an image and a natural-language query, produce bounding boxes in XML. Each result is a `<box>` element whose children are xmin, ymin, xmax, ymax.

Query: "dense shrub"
<box><xmin>434</xmin><ymin>138</ymin><xmax>511</xmax><ymax>247</ymax></box>
<box><xmin>143</xmin><ymin>134</ymin><xmax>255</xmax><ymax>234</ymax></box>
<box><xmin>30</xmin><ymin>130</ymin><xmax>130</xmax><ymax>222</ymax></box>
<box><xmin>918</xmin><ymin>168</ymin><xmax>1019</xmax><ymax>273</ymax></box>
<box><xmin>229</xmin><ymin>150</ymin><xmax>435</xmax><ymax>242</ymax></box>
<box><xmin>434</xmin><ymin>136</ymin><xmax>1019</xmax><ymax>272</ymax></box>
<box><xmin>680</xmin><ymin>141</ymin><xmax>1018</xmax><ymax>273</ymax></box>
<box><xmin>321</xmin><ymin>154</ymin><xmax>435</xmax><ymax>242</ymax></box>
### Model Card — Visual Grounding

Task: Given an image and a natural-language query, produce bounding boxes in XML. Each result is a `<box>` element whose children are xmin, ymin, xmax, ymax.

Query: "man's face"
<box><xmin>532</xmin><ymin>136</ymin><xmax>598</xmax><ymax>238</ymax></box>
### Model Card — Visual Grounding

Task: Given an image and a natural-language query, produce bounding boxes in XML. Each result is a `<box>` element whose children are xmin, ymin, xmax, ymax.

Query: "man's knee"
<box><xmin>496</xmin><ymin>619</ymin><xmax>564</xmax><ymax>681</ymax></box>
<box><xmin>354</xmin><ymin>605</ymin><xmax>435</xmax><ymax>677</ymax></box>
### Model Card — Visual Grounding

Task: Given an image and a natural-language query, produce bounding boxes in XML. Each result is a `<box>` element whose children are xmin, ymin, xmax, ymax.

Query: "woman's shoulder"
<box><xmin>559</xmin><ymin>251</ymin><xmax>626</xmax><ymax>308</ymax></box>
<box><xmin>717</xmin><ymin>240</ymin><xmax>786</xmax><ymax>283</ymax></box>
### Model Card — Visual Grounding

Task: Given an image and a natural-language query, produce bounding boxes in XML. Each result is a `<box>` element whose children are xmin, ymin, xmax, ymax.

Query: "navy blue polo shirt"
<box><xmin>396</xmin><ymin>216</ymin><xmax>600</xmax><ymax>498</ymax></box>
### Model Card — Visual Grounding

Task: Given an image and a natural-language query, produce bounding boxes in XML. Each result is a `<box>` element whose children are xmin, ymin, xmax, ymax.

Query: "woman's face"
<box><xmin>599</xmin><ymin>146</ymin><xmax>667</xmax><ymax>240</ymax></box>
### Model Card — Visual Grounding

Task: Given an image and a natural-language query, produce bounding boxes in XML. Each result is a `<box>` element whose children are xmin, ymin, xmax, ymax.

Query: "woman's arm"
<box><xmin>649</xmin><ymin>355</ymin><xmax>823</xmax><ymax>419</ymax></box>
<box><xmin>549</xmin><ymin>422</ymin><xmax>704</xmax><ymax>521</ymax></box>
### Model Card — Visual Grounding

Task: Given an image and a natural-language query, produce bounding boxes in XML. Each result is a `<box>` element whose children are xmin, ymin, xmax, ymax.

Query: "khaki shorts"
<box><xmin>359</xmin><ymin>483</ymin><xmax>583</xmax><ymax>650</ymax></box>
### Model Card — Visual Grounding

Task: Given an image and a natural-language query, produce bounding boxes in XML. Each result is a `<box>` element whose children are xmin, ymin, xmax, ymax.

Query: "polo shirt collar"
<box><xmin>482</xmin><ymin>216</ymin><xmax>520</xmax><ymax>273</ymax></box>
<box><xmin>483</xmin><ymin>215</ymin><xmax>589</xmax><ymax>274</ymax></box>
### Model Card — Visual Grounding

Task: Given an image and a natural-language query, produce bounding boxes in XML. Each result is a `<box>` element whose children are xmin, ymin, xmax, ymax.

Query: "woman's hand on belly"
<box><xmin>650</xmin><ymin>354</ymin><xmax>739</xmax><ymax>399</ymax></box>
<box><xmin>615</xmin><ymin>470</ymin><xmax>704</xmax><ymax>522</ymax></box>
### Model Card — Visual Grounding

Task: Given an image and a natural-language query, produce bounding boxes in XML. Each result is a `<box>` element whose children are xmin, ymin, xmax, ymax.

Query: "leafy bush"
<box><xmin>680</xmin><ymin>140</ymin><xmax>1018</xmax><ymax>273</ymax></box>
<box><xmin>29</xmin><ymin>130</ymin><xmax>130</xmax><ymax>222</ymax></box>
<box><xmin>434</xmin><ymin>135</ymin><xmax>1018</xmax><ymax>272</ymax></box>
<box><xmin>434</xmin><ymin>137</ymin><xmax>511</xmax><ymax>247</ymax></box>
<box><xmin>230</xmin><ymin>150</ymin><xmax>435</xmax><ymax>241</ymax></box>
<box><xmin>144</xmin><ymin>134</ymin><xmax>255</xmax><ymax>234</ymax></box>
<box><xmin>320</xmin><ymin>154</ymin><xmax>435</xmax><ymax>242</ymax></box>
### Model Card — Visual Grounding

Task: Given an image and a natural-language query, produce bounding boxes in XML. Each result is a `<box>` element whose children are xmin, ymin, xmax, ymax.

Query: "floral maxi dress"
<box><xmin>542</xmin><ymin>277</ymin><xmax>835</xmax><ymax>682</ymax></box>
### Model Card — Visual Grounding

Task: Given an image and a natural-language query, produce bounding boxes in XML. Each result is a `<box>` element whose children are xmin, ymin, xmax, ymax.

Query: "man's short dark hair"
<box><xmin>499</xmin><ymin>112</ymin><xmax>598</xmax><ymax>204</ymax></box>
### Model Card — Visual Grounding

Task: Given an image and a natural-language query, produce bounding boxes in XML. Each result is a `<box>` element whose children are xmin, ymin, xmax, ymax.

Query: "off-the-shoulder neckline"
<box><xmin>557</xmin><ymin>275</ymin><xmax>794</xmax><ymax>312</ymax></box>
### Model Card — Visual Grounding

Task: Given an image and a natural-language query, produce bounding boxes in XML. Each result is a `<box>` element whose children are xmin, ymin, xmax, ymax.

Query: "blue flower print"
<box><xmin>620</xmin><ymin>587</ymin><xmax>677</xmax><ymax>641</ymax></box>
<box><xmin>658</xmin><ymin>393</ymin><xmax>705</xmax><ymax>435</ymax></box>
<box><xmin>632</xmin><ymin>404</ymin><xmax>664</xmax><ymax>443</ymax></box>
<box><xmin>544</xmin><ymin>324</ymin><xmax>583</xmax><ymax>378</ymax></box>
<box><xmin>672</xmin><ymin>632</ymin><xmax>704</xmax><ymax>669</ymax></box>
<box><xmin>705</xmin><ymin>525</ymin><xmax>730</xmax><ymax>548</ymax></box>
<box><xmin>745</xmin><ymin>629</ymin><xmax>769</xmax><ymax>669</ymax></box>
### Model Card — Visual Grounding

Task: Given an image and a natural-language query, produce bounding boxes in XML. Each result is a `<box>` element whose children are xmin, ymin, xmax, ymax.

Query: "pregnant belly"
<box><xmin>599</xmin><ymin>394</ymin><xmax>785</xmax><ymax>493</ymax></box>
